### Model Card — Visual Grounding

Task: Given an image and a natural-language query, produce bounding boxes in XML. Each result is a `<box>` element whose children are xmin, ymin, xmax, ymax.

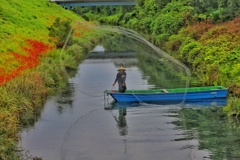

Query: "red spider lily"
<box><xmin>0</xmin><ymin>39</ymin><xmax>53</xmax><ymax>86</ymax></box>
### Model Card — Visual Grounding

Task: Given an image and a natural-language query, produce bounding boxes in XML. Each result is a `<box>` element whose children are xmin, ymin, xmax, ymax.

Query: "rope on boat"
<box><xmin>132</xmin><ymin>93</ymin><xmax>144</xmax><ymax>103</ymax></box>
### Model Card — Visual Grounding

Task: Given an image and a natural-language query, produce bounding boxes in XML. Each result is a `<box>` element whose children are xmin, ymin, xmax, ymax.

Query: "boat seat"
<box><xmin>162</xmin><ymin>89</ymin><xmax>169</xmax><ymax>93</ymax></box>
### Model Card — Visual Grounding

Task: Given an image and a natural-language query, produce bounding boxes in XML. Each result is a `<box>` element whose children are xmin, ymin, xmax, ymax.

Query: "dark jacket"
<box><xmin>114</xmin><ymin>72</ymin><xmax>127</xmax><ymax>92</ymax></box>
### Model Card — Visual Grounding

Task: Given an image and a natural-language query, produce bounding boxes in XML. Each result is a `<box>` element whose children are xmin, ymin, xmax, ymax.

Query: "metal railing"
<box><xmin>50</xmin><ymin>0</ymin><xmax>136</xmax><ymax>9</ymax></box>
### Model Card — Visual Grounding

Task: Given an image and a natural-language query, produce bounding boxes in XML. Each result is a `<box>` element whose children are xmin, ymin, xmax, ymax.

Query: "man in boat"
<box><xmin>112</xmin><ymin>66</ymin><xmax>127</xmax><ymax>93</ymax></box>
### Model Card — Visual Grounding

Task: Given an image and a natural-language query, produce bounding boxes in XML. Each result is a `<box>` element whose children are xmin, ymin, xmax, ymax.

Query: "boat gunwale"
<box><xmin>104</xmin><ymin>86</ymin><xmax>228</xmax><ymax>95</ymax></box>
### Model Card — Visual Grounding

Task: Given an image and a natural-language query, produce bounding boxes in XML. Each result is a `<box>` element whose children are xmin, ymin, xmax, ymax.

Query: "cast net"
<box><xmin>61</xmin><ymin>21</ymin><xmax>191</xmax><ymax>105</ymax></box>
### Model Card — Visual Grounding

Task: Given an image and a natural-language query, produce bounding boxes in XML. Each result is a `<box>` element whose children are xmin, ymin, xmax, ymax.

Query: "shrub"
<box><xmin>48</xmin><ymin>18</ymin><xmax>73</xmax><ymax>48</ymax></box>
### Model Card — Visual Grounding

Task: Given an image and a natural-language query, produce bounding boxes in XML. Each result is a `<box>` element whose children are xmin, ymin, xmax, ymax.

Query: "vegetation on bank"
<box><xmin>73</xmin><ymin>0</ymin><xmax>240</xmax><ymax>114</ymax></box>
<box><xmin>0</xmin><ymin>0</ymin><xmax>103</xmax><ymax>159</ymax></box>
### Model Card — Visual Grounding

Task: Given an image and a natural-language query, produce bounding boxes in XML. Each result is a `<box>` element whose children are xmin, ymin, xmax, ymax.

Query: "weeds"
<box><xmin>224</xmin><ymin>97</ymin><xmax>240</xmax><ymax>117</ymax></box>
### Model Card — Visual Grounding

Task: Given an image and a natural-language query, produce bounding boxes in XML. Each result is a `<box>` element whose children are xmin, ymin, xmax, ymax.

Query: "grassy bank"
<box><xmin>0</xmin><ymin>0</ymin><xmax>104</xmax><ymax>159</ymax></box>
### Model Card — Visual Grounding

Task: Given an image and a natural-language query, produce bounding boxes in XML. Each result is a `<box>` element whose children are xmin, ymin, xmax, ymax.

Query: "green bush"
<box><xmin>48</xmin><ymin>18</ymin><xmax>73</xmax><ymax>48</ymax></box>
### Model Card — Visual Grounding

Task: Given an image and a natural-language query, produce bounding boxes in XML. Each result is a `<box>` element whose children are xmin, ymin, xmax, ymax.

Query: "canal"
<box><xmin>19</xmin><ymin>33</ymin><xmax>240</xmax><ymax>160</ymax></box>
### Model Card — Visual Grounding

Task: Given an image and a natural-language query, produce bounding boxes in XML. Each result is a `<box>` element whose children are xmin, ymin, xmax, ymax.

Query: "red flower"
<box><xmin>0</xmin><ymin>39</ymin><xmax>53</xmax><ymax>85</ymax></box>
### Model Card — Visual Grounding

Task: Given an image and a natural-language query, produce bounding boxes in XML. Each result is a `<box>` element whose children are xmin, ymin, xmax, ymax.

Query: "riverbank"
<box><xmin>0</xmin><ymin>24</ymin><xmax>103</xmax><ymax>159</ymax></box>
<box><xmin>0</xmin><ymin>1</ymin><xmax>104</xmax><ymax>159</ymax></box>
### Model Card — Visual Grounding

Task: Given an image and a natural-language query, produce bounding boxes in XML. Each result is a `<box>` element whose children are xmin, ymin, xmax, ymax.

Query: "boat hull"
<box><xmin>105</xmin><ymin>86</ymin><xmax>228</xmax><ymax>103</ymax></box>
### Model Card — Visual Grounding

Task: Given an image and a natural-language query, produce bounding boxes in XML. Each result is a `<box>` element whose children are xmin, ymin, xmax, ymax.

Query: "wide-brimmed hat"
<box><xmin>118</xmin><ymin>66</ymin><xmax>126</xmax><ymax>71</ymax></box>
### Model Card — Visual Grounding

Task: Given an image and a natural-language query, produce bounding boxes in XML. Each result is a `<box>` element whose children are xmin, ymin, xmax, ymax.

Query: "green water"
<box><xmin>176</xmin><ymin>107</ymin><xmax>240</xmax><ymax>160</ymax></box>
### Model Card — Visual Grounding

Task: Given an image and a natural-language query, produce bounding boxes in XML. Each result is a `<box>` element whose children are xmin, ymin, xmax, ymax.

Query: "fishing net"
<box><xmin>58</xmin><ymin>22</ymin><xmax>194</xmax><ymax>160</ymax></box>
<box><xmin>19</xmin><ymin>22</ymin><xmax>200</xmax><ymax>160</ymax></box>
<box><xmin>61</xmin><ymin>21</ymin><xmax>191</xmax><ymax>105</ymax></box>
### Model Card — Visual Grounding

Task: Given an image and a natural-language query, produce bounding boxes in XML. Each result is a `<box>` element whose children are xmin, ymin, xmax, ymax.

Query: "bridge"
<box><xmin>50</xmin><ymin>0</ymin><xmax>136</xmax><ymax>9</ymax></box>
<box><xmin>87</xmin><ymin>51</ymin><xmax>136</xmax><ymax>59</ymax></box>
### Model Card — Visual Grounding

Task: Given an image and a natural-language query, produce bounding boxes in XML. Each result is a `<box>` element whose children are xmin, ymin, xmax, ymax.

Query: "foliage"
<box><xmin>224</xmin><ymin>97</ymin><xmax>240</xmax><ymax>117</ymax></box>
<box><xmin>190</xmin><ymin>0</ymin><xmax>240</xmax><ymax>22</ymax></box>
<box><xmin>163</xmin><ymin>17</ymin><xmax>240</xmax><ymax>96</ymax></box>
<box><xmin>74</xmin><ymin>0</ymin><xmax>194</xmax><ymax>44</ymax></box>
<box><xmin>180</xmin><ymin>40</ymin><xmax>202</xmax><ymax>62</ymax></box>
<box><xmin>151</xmin><ymin>1</ymin><xmax>193</xmax><ymax>36</ymax></box>
<box><xmin>48</xmin><ymin>18</ymin><xmax>73</xmax><ymax>48</ymax></box>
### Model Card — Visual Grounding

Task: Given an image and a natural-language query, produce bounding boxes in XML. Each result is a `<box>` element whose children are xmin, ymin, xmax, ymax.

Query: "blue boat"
<box><xmin>104</xmin><ymin>86</ymin><xmax>228</xmax><ymax>103</ymax></box>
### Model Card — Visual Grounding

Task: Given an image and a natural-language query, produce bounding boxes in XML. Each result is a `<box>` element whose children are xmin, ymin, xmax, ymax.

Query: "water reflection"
<box><xmin>108</xmin><ymin>103</ymin><xmax>212</xmax><ymax>160</ymax></box>
<box><xmin>56</xmin><ymin>82</ymin><xmax>75</xmax><ymax>114</ymax></box>
<box><xmin>106</xmin><ymin>98</ymin><xmax>230</xmax><ymax>160</ymax></box>
<box><xmin>105</xmin><ymin>98</ymin><xmax>227</xmax><ymax>110</ymax></box>
<box><xmin>184</xmin><ymin>98</ymin><xmax>227</xmax><ymax>107</ymax></box>
<box><xmin>112</xmin><ymin>108</ymin><xmax>128</xmax><ymax>136</ymax></box>
<box><xmin>106</xmin><ymin>98</ymin><xmax>227</xmax><ymax>141</ymax></box>
<box><xmin>174</xmin><ymin>106</ymin><xmax>240</xmax><ymax>160</ymax></box>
